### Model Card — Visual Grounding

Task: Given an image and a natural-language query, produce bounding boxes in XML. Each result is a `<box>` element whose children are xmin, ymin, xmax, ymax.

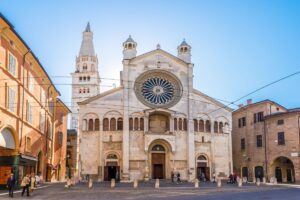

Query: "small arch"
<box><xmin>214</xmin><ymin>121</ymin><xmax>218</xmax><ymax>133</ymax></box>
<box><xmin>179</xmin><ymin>118</ymin><xmax>183</xmax><ymax>130</ymax></box>
<box><xmin>174</xmin><ymin>118</ymin><xmax>178</xmax><ymax>131</ymax></box>
<box><xmin>205</xmin><ymin>120</ymin><xmax>211</xmax><ymax>133</ymax></box>
<box><xmin>129</xmin><ymin>118</ymin><xmax>133</xmax><ymax>131</ymax></box>
<box><xmin>151</xmin><ymin>144</ymin><xmax>165</xmax><ymax>152</ymax></box>
<box><xmin>197</xmin><ymin>155</ymin><xmax>207</xmax><ymax>160</ymax></box>
<box><xmin>88</xmin><ymin>119</ymin><xmax>94</xmax><ymax>131</ymax></box>
<box><xmin>110</xmin><ymin>118</ymin><xmax>116</xmax><ymax>131</ymax></box>
<box><xmin>219</xmin><ymin>122</ymin><xmax>223</xmax><ymax>133</ymax></box>
<box><xmin>199</xmin><ymin>120</ymin><xmax>204</xmax><ymax>132</ymax></box>
<box><xmin>134</xmin><ymin>117</ymin><xmax>139</xmax><ymax>130</ymax></box>
<box><xmin>103</xmin><ymin>118</ymin><xmax>109</xmax><ymax>131</ymax></box>
<box><xmin>0</xmin><ymin>127</ymin><xmax>16</xmax><ymax>149</ymax></box>
<box><xmin>107</xmin><ymin>154</ymin><xmax>118</xmax><ymax>159</ymax></box>
<box><xmin>117</xmin><ymin>118</ymin><xmax>123</xmax><ymax>130</ymax></box>
<box><xmin>140</xmin><ymin>118</ymin><xmax>144</xmax><ymax>131</ymax></box>
<box><xmin>95</xmin><ymin>119</ymin><xmax>100</xmax><ymax>131</ymax></box>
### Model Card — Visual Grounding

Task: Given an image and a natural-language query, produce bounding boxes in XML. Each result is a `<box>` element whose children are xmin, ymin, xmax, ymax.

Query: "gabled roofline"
<box><xmin>126</xmin><ymin>48</ymin><xmax>191</xmax><ymax>66</ymax></box>
<box><xmin>232</xmin><ymin>99</ymin><xmax>287</xmax><ymax>113</ymax></box>
<box><xmin>193</xmin><ymin>89</ymin><xmax>233</xmax><ymax>112</ymax></box>
<box><xmin>57</xmin><ymin>98</ymin><xmax>72</xmax><ymax>113</ymax></box>
<box><xmin>0</xmin><ymin>13</ymin><xmax>61</xmax><ymax>96</ymax></box>
<box><xmin>78</xmin><ymin>86</ymin><xmax>123</xmax><ymax>105</ymax></box>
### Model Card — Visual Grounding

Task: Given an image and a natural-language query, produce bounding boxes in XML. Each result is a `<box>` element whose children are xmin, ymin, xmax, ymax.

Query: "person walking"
<box><xmin>6</xmin><ymin>173</ymin><xmax>16</xmax><ymax>198</ymax></box>
<box><xmin>21</xmin><ymin>174</ymin><xmax>30</xmax><ymax>197</ymax></box>
<box><xmin>212</xmin><ymin>172</ymin><xmax>216</xmax><ymax>183</ymax></box>
<box><xmin>30</xmin><ymin>173</ymin><xmax>36</xmax><ymax>195</ymax></box>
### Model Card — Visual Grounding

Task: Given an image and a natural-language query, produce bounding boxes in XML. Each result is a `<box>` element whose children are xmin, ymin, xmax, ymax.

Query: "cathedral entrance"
<box><xmin>151</xmin><ymin>145</ymin><xmax>166</xmax><ymax>179</ymax></box>
<box><xmin>104</xmin><ymin>154</ymin><xmax>120</xmax><ymax>181</ymax></box>
<box><xmin>196</xmin><ymin>155</ymin><xmax>210</xmax><ymax>181</ymax></box>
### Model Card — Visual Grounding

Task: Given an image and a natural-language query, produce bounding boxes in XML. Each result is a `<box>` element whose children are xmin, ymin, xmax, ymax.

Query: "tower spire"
<box><xmin>79</xmin><ymin>22</ymin><xmax>95</xmax><ymax>56</ymax></box>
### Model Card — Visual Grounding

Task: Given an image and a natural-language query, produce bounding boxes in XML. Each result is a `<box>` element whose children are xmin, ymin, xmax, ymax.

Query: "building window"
<box><xmin>87</xmin><ymin>76</ymin><xmax>90</xmax><ymax>81</ymax></box>
<box><xmin>48</xmin><ymin>101</ymin><xmax>54</xmax><ymax>116</ymax></box>
<box><xmin>183</xmin><ymin>118</ymin><xmax>187</xmax><ymax>131</ymax></box>
<box><xmin>277</xmin><ymin>119</ymin><xmax>284</xmax><ymax>125</ymax></box>
<box><xmin>26</xmin><ymin>101</ymin><xmax>33</xmax><ymax>123</ymax></box>
<box><xmin>26</xmin><ymin>137</ymin><xmax>31</xmax><ymax>152</ymax></box>
<box><xmin>58</xmin><ymin>132</ymin><xmax>63</xmax><ymax>146</ymax></box>
<box><xmin>238</xmin><ymin>117</ymin><xmax>246</xmax><ymax>128</ymax></box>
<box><xmin>214</xmin><ymin>121</ymin><xmax>218</xmax><ymax>133</ymax></box>
<box><xmin>179</xmin><ymin>118</ymin><xmax>183</xmax><ymax>131</ymax></box>
<box><xmin>103</xmin><ymin>118</ymin><xmax>109</xmax><ymax>131</ymax></box>
<box><xmin>117</xmin><ymin>118</ymin><xmax>123</xmax><ymax>130</ymax></box>
<box><xmin>88</xmin><ymin>119</ymin><xmax>94</xmax><ymax>131</ymax></box>
<box><xmin>28</xmin><ymin>73</ymin><xmax>34</xmax><ymax>92</ymax></box>
<box><xmin>79</xmin><ymin>89</ymin><xmax>82</xmax><ymax>93</ymax></box>
<box><xmin>139</xmin><ymin>118</ymin><xmax>144</xmax><ymax>131</ymax></box>
<box><xmin>7</xmin><ymin>87</ymin><xmax>15</xmax><ymax>112</ymax></box>
<box><xmin>95</xmin><ymin>119</ymin><xmax>100</xmax><ymax>131</ymax></box>
<box><xmin>79</xmin><ymin>77</ymin><xmax>82</xmax><ymax>81</ymax></box>
<box><xmin>40</xmin><ymin>88</ymin><xmax>46</xmax><ymax>107</ymax></box>
<box><xmin>205</xmin><ymin>120</ymin><xmax>211</xmax><ymax>132</ymax></box>
<box><xmin>40</xmin><ymin>112</ymin><xmax>45</xmax><ymax>133</ymax></box>
<box><xmin>199</xmin><ymin>120</ymin><xmax>204</xmax><ymax>132</ymax></box>
<box><xmin>83</xmin><ymin>77</ymin><xmax>86</xmax><ymax>81</ymax></box>
<box><xmin>129</xmin><ymin>118</ymin><xmax>133</xmax><ymax>131</ymax></box>
<box><xmin>201</xmin><ymin>136</ymin><xmax>205</xmax><ymax>143</ymax></box>
<box><xmin>110</xmin><ymin>118</ymin><xmax>116</xmax><ymax>131</ymax></box>
<box><xmin>241</xmin><ymin>138</ymin><xmax>246</xmax><ymax>150</ymax></box>
<box><xmin>194</xmin><ymin>119</ymin><xmax>198</xmax><ymax>132</ymax></box>
<box><xmin>8</xmin><ymin>54</ymin><xmax>17</xmax><ymax>76</ymax></box>
<box><xmin>47</xmin><ymin>120</ymin><xmax>53</xmax><ymax>139</ymax></box>
<box><xmin>278</xmin><ymin>132</ymin><xmax>285</xmax><ymax>145</ymax></box>
<box><xmin>134</xmin><ymin>118</ymin><xmax>139</xmax><ymax>130</ymax></box>
<box><xmin>254</xmin><ymin>112</ymin><xmax>264</xmax><ymax>123</ymax></box>
<box><xmin>256</xmin><ymin>135</ymin><xmax>263</xmax><ymax>147</ymax></box>
<box><xmin>59</xmin><ymin>113</ymin><xmax>64</xmax><ymax>123</ymax></box>
<box><xmin>174</xmin><ymin>118</ymin><xmax>177</xmax><ymax>131</ymax></box>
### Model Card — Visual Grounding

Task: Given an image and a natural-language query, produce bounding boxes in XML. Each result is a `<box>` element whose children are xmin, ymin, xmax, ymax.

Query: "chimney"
<box><xmin>247</xmin><ymin>99</ymin><xmax>253</xmax><ymax>105</ymax></box>
<box><xmin>238</xmin><ymin>104</ymin><xmax>244</xmax><ymax>108</ymax></box>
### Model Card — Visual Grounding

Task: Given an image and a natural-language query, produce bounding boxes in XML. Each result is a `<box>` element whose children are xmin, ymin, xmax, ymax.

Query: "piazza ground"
<box><xmin>1</xmin><ymin>181</ymin><xmax>300</xmax><ymax>200</ymax></box>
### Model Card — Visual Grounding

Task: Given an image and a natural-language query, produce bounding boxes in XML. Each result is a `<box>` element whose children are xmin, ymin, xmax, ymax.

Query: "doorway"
<box><xmin>275</xmin><ymin>167</ymin><xmax>282</xmax><ymax>182</ymax></box>
<box><xmin>196</xmin><ymin>155</ymin><xmax>210</xmax><ymax>181</ymax></box>
<box><xmin>255</xmin><ymin>166</ymin><xmax>264</xmax><ymax>181</ymax></box>
<box><xmin>287</xmin><ymin>169</ymin><xmax>292</xmax><ymax>182</ymax></box>
<box><xmin>151</xmin><ymin>145</ymin><xmax>166</xmax><ymax>179</ymax></box>
<box><xmin>104</xmin><ymin>164</ymin><xmax>120</xmax><ymax>181</ymax></box>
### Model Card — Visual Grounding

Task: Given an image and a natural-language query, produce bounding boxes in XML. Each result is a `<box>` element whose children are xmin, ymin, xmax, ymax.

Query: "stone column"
<box><xmin>211</xmin><ymin>120</ymin><xmax>216</xmax><ymax>176</ymax></box>
<box><xmin>98</xmin><ymin>117</ymin><xmax>103</xmax><ymax>181</ymax></box>
<box><xmin>170</xmin><ymin>114</ymin><xmax>174</xmax><ymax>133</ymax></box>
<box><xmin>144</xmin><ymin>112</ymin><xmax>149</xmax><ymax>132</ymax></box>
<box><xmin>122</xmin><ymin>60</ymin><xmax>130</xmax><ymax>181</ymax></box>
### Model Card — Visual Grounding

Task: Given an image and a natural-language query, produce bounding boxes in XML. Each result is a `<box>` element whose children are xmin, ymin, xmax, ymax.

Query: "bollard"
<box><xmin>274</xmin><ymin>178</ymin><xmax>277</xmax><ymax>185</ymax></box>
<box><xmin>194</xmin><ymin>179</ymin><xmax>199</xmax><ymax>188</ymax></box>
<box><xmin>155</xmin><ymin>178</ymin><xmax>159</xmax><ymax>189</ymax></box>
<box><xmin>65</xmin><ymin>178</ymin><xmax>71</xmax><ymax>188</ymax></box>
<box><xmin>111</xmin><ymin>178</ymin><xmax>116</xmax><ymax>188</ymax></box>
<box><xmin>256</xmin><ymin>178</ymin><xmax>261</xmax><ymax>187</ymax></box>
<box><xmin>88</xmin><ymin>178</ymin><xmax>93</xmax><ymax>189</ymax></box>
<box><xmin>217</xmin><ymin>178</ymin><xmax>222</xmax><ymax>187</ymax></box>
<box><xmin>133</xmin><ymin>179</ymin><xmax>138</xmax><ymax>189</ymax></box>
<box><xmin>263</xmin><ymin>177</ymin><xmax>266</xmax><ymax>184</ymax></box>
<box><xmin>238</xmin><ymin>179</ymin><xmax>242</xmax><ymax>187</ymax></box>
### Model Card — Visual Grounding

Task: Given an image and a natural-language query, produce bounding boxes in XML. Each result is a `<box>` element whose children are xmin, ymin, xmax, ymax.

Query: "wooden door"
<box><xmin>152</xmin><ymin>153</ymin><xmax>165</xmax><ymax>179</ymax></box>
<box><xmin>205</xmin><ymin>167</ymin><xmax>210</xmax><ymax>181</ymax></box>
<box><xmin>104</xmin><ymin>166</ymin><xmax>109</xmax><ymax>181</ymax></box>
<box><xmin>153</xmin><ymin>164</ymin><xmax>163</xmax><ymax>179</ymax></box>
<box><xmin>275</xmin><ymin>167</ymin><xmax>282</xmax><ymax>182</ymax></box>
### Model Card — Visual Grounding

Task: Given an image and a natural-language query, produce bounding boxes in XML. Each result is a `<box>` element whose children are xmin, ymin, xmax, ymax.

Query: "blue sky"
<box><xmin>1</xmin><ymin>0</ymin><xmax>299</xmax><ymax>109</ymax></box>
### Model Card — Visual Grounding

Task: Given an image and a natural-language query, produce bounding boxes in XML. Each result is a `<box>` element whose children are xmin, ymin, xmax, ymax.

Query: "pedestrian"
<box><xmin>6</xmin><ymin>173</ymin><xmax>16</xmax><ymax>198</ymax></box>
<box><xmin>212</xmin><ymin>172</ymin><xmax>216</xmax><ymax>183</ymax></box>
<box><xmin>171</xmin><ymin>171</ymin><xmax>174</xmax><ymax>183</ymax></box>
<box><xmin>30</xmin><ymin>172</ymin><xmax>36</xmax><ymax>195</ymax></box>
<box><xmin>177</xmin><ymin>173</ymin><xmax>181</xmax><ymax>183</ymax></box>
<box><xmin>35</xmin><ymin>173</ymin><xmax>40</xmax><ymax>186</ymax></box>
<box><xmin>115</xmin><ymin>170</ymin><xmax>119</xmax><ymax>182</ymax></box>
<box><xmin>21</xmin><ymin>174</ymin><xmax>30</xmax><ymax>197</ymax></box>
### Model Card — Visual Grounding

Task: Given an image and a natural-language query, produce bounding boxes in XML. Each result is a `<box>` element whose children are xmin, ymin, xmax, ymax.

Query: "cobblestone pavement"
<box><xmin>1</xmin><ymin>180</ymin><xmax>300</xmax><ymax>200</ymax></box>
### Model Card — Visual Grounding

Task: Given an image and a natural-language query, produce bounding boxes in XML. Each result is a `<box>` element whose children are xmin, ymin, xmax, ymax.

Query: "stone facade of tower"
<box><xmin>71</xmin><ymin>23</ymin><xmax>100</xmax><ymax>129</ymax></box>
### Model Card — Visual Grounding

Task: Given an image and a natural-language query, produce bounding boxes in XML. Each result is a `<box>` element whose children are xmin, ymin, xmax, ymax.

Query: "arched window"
<box><xmin>103</xmin><ymin>118</ymin><xmax>109</xmax><ymax>131</ymax></box>
<box><xmin>87</xmin><ymin>88</ymin><xmax>90</xmax><ymax>93</ymax></box>
<box><xmin>83</xmin><ymin>76</ymin><xmax>86</xmax><ymax>81</ymax></box>
<box><xmin>79</xmin><ymin>77</ymin><xmax>82</xmax><ymax>81</ymax></box>
<box><xmin>205</xmin><ymin>120</ymin><xmax>211</xmax><ymax>133</ymax></box>
<box><xmin>140</xmin><ymin>118</ymin><xmax>144</xmax><ymax>131</ymax></box>
<box><xmin>134</xmin><ymin>118</ymin><xmax>139</xmax><ymax>130</ymax></box>
<box><xmin>199</xmin><ymin>120</ymin><xmax>204</xmax><ymax>132</ymax></box>
<box><xmin>183</xmin><ymin>118</ymin><xmax>187</xmax><ymax>131</ymax></box>
<box><xmin>107</xmin><ymin>154</ymin><xmax>118</xmax><ymax>159</ymax></box>
<box><xmin>214</xmin><ymin>121</ymin><xmax>218</xmax><ymax>133</ymax></box>
<box><xmin>179</xmin><ymin>118</ymin><xmax>183</xmax><ymax>130</ymax></box>
<box><xmin>0</xmin><ymin>128</ymin><xmax>16</xmax><ymax>149</ymax></box>
<box><xmin>82</xmin><ymin>119</ymin><xmax>87</xmax><ymax>131</ymax></box>
<box><xmin>128</xmin><ymin>43</ymin><xmax>132</xmax><ymax>49</ymax></box>
<box><xmin>152</xmin><ymin>145</ymin><xmax>165</xmax><ymax>152</ymax></box>
<box><xmin>87</xmin><ymin>76</ymin><xmax>90</xmax><ymax>81</ymax></box>
<box><xmin>88</xmin><ymin>119</ymin><xmax>94</xmax><ymax>131</ymax></box>
<box><xmin>117</xmin><ymin>118</ymin><xmax>123</xmax><ymax>130</ymax></box>
<box><xmin>95</xmin><ymin>119</ymin><xmax>100</xmax><ymax>131</ymax></box>
<box><xmin>219</xmin><ymin>122</ymin><xmax>223</xmax><ymax>133</ymax></box>
<box><xmin>79</xmin><ymin>89</ymin><xmax>82</xmax><ymax>94</ymax></box>
<box><xmin>83</xmin><ymin>88</ymin><xmax>86</xmax><ymax>93</ymax></box>
<box><xmin>129</xmin><ymin>118</ymin><xmax>133</xmax><ymax>131</ymax></box>
<box><xmin>110</xmin><ymin>118</ymin><xmax>116</xmax><ymax>131</ymax></box>
<box><xmin>174</xmin><ymin>118</ymin><xmax>177</xmax><ymax>131</ymax></box>
<box><xmin>194</xmin><ymin>119</ymin><xmax>198</xmax><ymax>132</ymax></box>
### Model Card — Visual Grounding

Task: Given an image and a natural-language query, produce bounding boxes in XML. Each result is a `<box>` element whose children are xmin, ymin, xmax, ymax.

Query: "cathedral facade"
<box><xmin>73</xmin><ymin>24</ymin><xmax>233</xmax><ymax>182</ymax></box>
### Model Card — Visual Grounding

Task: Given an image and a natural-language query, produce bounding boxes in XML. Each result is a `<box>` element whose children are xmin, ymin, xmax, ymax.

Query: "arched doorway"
<box><xmin>254</xmin><ymin>166</ymin><xmax>264</xmax><ymax>181</ymax></box>
<box><xmin>196</xmin><ymin>155</ymin><xmax>210</xmax><ymax>181</ymax></box>
<box><xmin>104</xmin><ymin>153</ymin><xmax>120</xmax><ymax>181</ymax></box>
<box><xmin>36</xmin><ymin>152</ymin><xmax>43</xmax><ymax>176</ymax></box>
<box><xmin>272</xmin><ymin>157</ymin><xmax>295</xmax><ymax>183</ymax></box>
<box><xmin>151</xmin><ymin>144</ymin><xmax>166</xmax><ymax>179</ymax></box>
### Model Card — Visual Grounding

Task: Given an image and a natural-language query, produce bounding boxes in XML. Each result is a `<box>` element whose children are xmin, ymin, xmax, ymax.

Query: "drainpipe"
<box><xmin>19</xmin><ymin>49</ymin><xmax>31</xmax><ymax>152</ymax></box>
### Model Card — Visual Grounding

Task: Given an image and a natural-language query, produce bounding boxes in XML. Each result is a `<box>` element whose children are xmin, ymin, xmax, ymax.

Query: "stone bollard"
<box><xmin>133</xmin><ymin>179</ymin><xmax>138</xmax><ymax>189</ymax></box>
<box><xmin>88</xmin><ymin>178</ymin><xmax>93</xmax><ymax>189</ymax></box>
<box><xmin>256</xmin><ymin>178</ymin><xmax>261</xmax><ymax>187</ymax></box>
<box><xmin>111</xmin><ymin>178</ymin><xmax>116</xmax><ymax>188</ymax></box>
<box><xmin>238</xmin><ymin>179</ymin><xmax>242</xmax><ymax>187</ymax></box>
<box><xmin>263</xmin><ymin>177</ymin><xmax>266</xmax><ymax>184</ymax></box>
<box><xmin>155</xmin><ymin>179</ymin><xmax>159</xmax><ymax>189</ymax></box>
<box><xmin>274</xmin><ymin>178</ymin><xmax>277</xmax><ymax>185</ymax></box>
<box><xmin>217</xmin><ymin>178</ymin><xmax>222</xmax><ymax>188</ymax></box>
<box><xmin>65</xmin><ymin>178</ymin><xmax>71</xmax><ymax>188</ymax></box>
<box><xmin>194</xmin><ymin>179</ymin><xmax>199</xmax><ymax>188</ymax></box>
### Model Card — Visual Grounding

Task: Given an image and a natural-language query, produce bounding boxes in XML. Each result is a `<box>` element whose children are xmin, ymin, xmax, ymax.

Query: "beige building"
<box><xmin>74</xmin><ymin>24</ymin><xmax>233</xmax><ymax>182</ymax></box>
<box><xmin>232</xmin><ymin>99</ymin><xmax>300</xmax><ymax>183</ymax></box>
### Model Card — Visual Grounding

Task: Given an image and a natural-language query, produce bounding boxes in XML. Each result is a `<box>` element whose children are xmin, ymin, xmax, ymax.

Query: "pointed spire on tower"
<box><xmin>85</xmin><ymin>22</ymin><xmax>91</xmax><ymax>32</ymax></box>
<box><xmin>79</xmin><ymin>22</ymin><xmax>95</xmax><ymax>56</ymax></box>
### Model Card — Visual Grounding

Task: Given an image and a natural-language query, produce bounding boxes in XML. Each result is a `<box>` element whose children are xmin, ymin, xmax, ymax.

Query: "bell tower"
<box><xmin>70</xmin><ymin>22</ymin><xmax>100</xmax><ymax>129</ymax></box>
<box><xmin>123</xmin><ymin>35</ymin><xmax>137</xmax><ymax>60</ymax></box>
<box><xmin>177</xmin><ymin>39</ymin><xmax>192</xmax><ymax>63</ymax></box>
